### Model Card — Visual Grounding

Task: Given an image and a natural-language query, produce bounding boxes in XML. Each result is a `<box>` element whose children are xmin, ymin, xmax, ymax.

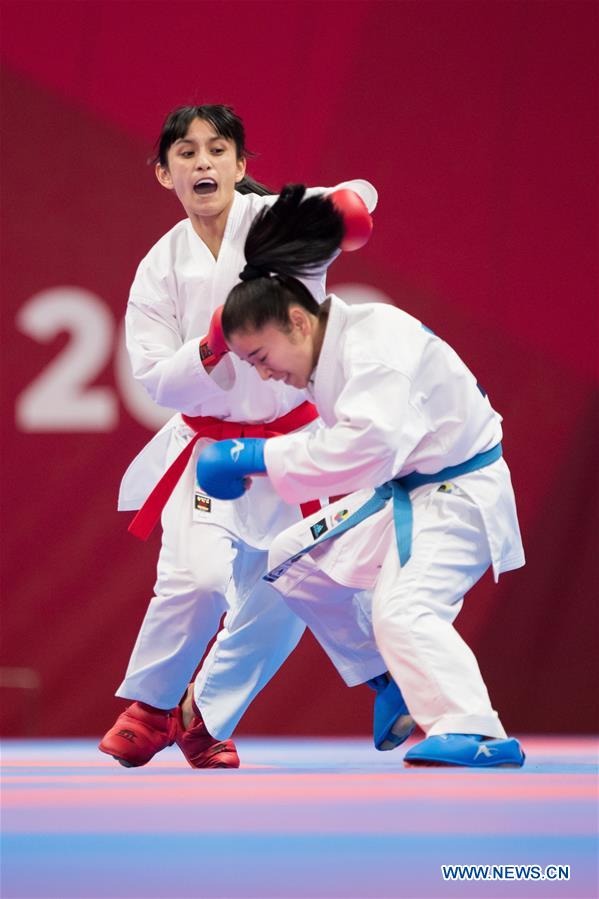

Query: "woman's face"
<box><xmin>227</xmin><ymin>309</ymin><xmax>317</xmax><ymax>389</ymax></box>
<box><xmin>155</xmin><ymin>117</ymin><xmax>246</xmax><ymax>222</ymax></box>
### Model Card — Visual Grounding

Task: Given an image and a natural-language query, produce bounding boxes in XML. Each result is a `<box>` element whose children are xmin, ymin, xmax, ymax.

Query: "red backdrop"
<box><xmin>1</xmin><ymin>0</ymin><xmax>597</xmax><ymax>737</ymax></box>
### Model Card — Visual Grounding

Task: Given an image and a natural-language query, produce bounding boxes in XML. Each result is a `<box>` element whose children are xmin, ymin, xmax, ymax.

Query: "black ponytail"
<box><xmin>221</xmin><ymin>184</ymin><xmax>344</xmax><ymax>338</ymax></box>
<box><xmin>244</xmin><ymin>184</ymin><xmax>344</xmax><ymax>279</ymax></box>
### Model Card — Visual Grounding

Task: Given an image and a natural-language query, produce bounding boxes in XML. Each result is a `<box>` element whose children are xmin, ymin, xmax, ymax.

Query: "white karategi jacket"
<box><xmin>265</xmin><ymin>294</ymin><xmax>525</xmax><ymax>581</ymax></box>
<box><xmin>118</xmin><ymin>182</ymin><xmax>377</xmax><ymax>549</ymax></box>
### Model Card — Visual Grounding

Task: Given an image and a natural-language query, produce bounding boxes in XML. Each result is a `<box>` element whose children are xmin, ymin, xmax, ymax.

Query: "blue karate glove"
<box><xmin>196</xmin><ymin>438</ymin><xmax>267</xmax><ymax>500</ymax></box>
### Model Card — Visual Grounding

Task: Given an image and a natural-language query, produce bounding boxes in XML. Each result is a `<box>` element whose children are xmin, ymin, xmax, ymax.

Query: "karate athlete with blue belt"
<box><xmin>196</xmin><ymin>184</ymin><xmax>526</xmax><ymax>768</ymax></box>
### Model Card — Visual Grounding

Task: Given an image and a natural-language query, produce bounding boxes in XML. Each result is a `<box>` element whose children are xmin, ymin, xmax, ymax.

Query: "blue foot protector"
<box><xmin>368</xmin><ymin>675</ymin><xmax>416</xmax><ymax>751</ymax></box>
<box><xmin>404</xmin><ymin>733</ymin><xmax>526</xmax><ymax>768</ymax></box>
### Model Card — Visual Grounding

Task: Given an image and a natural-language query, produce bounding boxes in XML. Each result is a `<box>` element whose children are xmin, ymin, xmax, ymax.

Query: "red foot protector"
<box><xmin>174</xmin><ymin>699</ymin><xmax>240</xmax><ymax>769</ymax></box>
<box><xmin>99</xmin><ymin>702</ymin><xmax>177</xmax><ymax>768</ymax></box>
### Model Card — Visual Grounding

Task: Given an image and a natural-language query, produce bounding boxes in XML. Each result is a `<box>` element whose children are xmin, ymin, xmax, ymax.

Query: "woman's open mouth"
<box><xmin>193</xmin><ymin>178</ymin><xmax>218</xmax><ymax>196</ymax></box>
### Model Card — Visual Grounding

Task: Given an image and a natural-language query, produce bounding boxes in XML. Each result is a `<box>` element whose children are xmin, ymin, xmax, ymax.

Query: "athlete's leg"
<box><xmin>258</xmin><ymin>501</ymin><xmax>417</xmax><ymax>748</ymax></box>
<box><xmin>261</xmin><ymin>549</ymin><xmax>386</xmax><ymax>687</ymax></box>
<box><xmin>262</xmin><ymin>498</ymin><xmax>391</xmax><ymax>687</ymax></box>
<box><xmin>194</xmin><ymin>544</ymin><xmax>306</xmax><ymax>740</ymax></box>
<box><xmin>116</xmin><ymin>493</ymin><xmax>237</xmax><ymax>710</ymax></box>
<box><xmin>371</xmin><ymin>484</ymin><xmax>507</xmax><ymax>739</ymax></box>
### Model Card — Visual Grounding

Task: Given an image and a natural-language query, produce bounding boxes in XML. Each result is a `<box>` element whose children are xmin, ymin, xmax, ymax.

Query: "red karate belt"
<box><xmin>128</xmin><ymin>401</ymin><xmax>321</xmax><ymax>540</ymax></box>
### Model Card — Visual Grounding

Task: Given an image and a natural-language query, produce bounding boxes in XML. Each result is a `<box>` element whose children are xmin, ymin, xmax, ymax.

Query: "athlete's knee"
<box><xmin>372</xmin><ymin>592</ymin><xmax>422</xmax><ymax>645</ymax></box>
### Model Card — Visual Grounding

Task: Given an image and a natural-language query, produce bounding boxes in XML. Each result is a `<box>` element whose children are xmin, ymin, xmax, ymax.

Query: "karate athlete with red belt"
<box><xmin>100</xmin><ymin>105</ymin><xmax>409</xmax><ymax>769</ymax></box>
<box><xmin>196</xmin><ymin>184</ymin><xmax>526</xmax><ymax>768</ymax></box>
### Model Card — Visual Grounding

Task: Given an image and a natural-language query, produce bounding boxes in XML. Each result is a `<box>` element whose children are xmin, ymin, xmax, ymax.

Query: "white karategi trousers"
<box><xmin>117</xmin><ymin>430</ymin><xmax>386</xmax><ymax>739</ymax></box>
<box><xmin>267</xmin><ymin>475</ymin><xmax>509</xmax><ymax>739</ymax></box>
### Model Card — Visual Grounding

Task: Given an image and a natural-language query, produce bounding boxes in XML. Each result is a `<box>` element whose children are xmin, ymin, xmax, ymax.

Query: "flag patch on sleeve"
<box><xmin>195</xmin><ymin>493</ymin><xmax>212</xmax><ymax>512</ymax></box>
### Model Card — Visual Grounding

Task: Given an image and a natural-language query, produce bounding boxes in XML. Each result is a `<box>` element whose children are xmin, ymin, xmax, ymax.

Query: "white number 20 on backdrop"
<box><xmin>15</xmin><ymin>287</ymin><xmax>172</xmax><ymax>432</ymax></box>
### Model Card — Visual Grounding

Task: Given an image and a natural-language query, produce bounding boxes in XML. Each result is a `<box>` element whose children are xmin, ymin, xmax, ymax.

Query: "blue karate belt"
<box><xmin>305</xmin><ymin>443</ymin><xmax>503</xmax><ymax>568</ymax></box>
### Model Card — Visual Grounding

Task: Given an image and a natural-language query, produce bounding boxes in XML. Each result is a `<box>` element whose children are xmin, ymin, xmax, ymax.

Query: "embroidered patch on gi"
<box><xmin>333</xmin><ymin>509</ymin><xmax>349</xmax><ymax>524</ymax></box>
<box><xmin>310</xmin><ymin>518</ymin><xmax>329</xmax><ymax>540</ymax></box>
<box><xmin>437</xmin><ymin>482</ymin><xmax>455</xmax><ymax>493</ymax></box>
<box><xmin>195</xmin><ymin>492</ymin><xmax>212</xmax><ymax>512</ymax></box>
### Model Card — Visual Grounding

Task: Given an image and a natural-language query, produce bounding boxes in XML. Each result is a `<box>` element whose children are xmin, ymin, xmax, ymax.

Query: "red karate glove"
<box><xmin>329</xmin><ymin>189</ymin><xmax>373</xmax><ymax>252</ymax></box>
<box><xmin>199</xmin><ymin>305</ymin><xmax>229</xmax><ymax>369</ymax></box>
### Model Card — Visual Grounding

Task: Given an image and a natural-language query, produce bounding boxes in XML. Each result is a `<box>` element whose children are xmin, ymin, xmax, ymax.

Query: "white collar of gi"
<box><xmin>309</xmin><ymin>293</ymin><xmax>347</xmax><ymax>400</ymax></box>
<box><xmin>222</xmin><ymin>190</ymin><xmax>245</xmax><ymax>243</ymax></box>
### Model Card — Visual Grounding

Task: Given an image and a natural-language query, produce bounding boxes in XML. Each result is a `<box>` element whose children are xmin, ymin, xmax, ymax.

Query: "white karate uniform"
<box><xmin>116</xmin><ymin>184</ymin><xmax>380</xmax><ymax>739</ymax></box>
<box><xmin>265</xmin><ymin>294</ymin><xmax>525</xmax><ymax>738</ymax></box>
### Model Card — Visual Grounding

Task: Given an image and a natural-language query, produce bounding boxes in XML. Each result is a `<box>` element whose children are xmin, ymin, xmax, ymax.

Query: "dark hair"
<box><xmin>153</xmin><ymin>104</ymin><xmax>272</xmax><ymax>196</ymax></box>
<box><xmin>222</xmin><ymin>184</ymin><xmax>344</xmax><ymax>337</ymax></box>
